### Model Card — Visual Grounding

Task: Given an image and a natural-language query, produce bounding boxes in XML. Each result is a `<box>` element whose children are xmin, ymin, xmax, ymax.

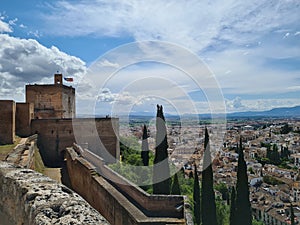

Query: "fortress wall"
<box><xmin>0</xmin><ymin>161</ymin><xmax>109</xmax><ymax>225</ymax></box>
<box><xmin>31</xmin><ymin>118</ymin><xmax>119</xmax><ymax>167</ymax></box>
<box><xmin>65</xmin><ymin>147</ymin><xmax>185</xmax><ymax>225</ymax></box>
<box><xmin>0</xmin><ymin>100</ymin><xmax>15</xmax><ymax>145</ymax></box>
<box><xmin>31</xmin><ymin>119</ymin><xmax>75</xmax><ymax>166</ymax></box>
<box><xmin>16</xmin><ymin>102</ymin><xmax>34</xmax><ymax>137</ymax></box>
<box><xmin>65</xmin><ymin>148</ymin><xmax>139</xmax><ymax>225</ymax></box>
<box><xmin>81</xmin><ymin>147</ymin><xmax>184</xmax><ymax>218</ymax></box>
<box><xmin>72</xmin><ymin>118</ymin><xmax>120</xmax><ymax>163</ymax></box>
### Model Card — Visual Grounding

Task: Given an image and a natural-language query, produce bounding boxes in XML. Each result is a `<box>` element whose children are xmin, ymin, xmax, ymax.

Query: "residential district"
<box><xmin>121</xmin><ymin>118</ymin><xmax>300</xmax><ymax>225</ymax></box>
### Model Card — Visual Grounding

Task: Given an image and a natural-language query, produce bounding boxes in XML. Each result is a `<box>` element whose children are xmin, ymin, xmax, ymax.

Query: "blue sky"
<box><xmin>0</xmin><ymin>0</ymin><xmax>300</xmax><ymax>115</ymax></box>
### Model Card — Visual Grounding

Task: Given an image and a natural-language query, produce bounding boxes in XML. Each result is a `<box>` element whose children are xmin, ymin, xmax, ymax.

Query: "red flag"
<box><xmin>64</xmin><ymin>77</ymin><xmax>73</xmax><ymax>82</ymax></box>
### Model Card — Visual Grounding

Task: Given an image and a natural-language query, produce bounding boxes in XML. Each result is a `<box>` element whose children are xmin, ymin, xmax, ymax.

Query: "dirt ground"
<box><xmin>44</xmin><ymin>168</ymin><xmax>62</xmax><ymax>183</ymax></box>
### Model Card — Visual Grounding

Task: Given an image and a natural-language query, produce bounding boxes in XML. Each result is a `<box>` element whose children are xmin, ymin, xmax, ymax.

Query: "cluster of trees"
<box><xmin>280</xmin><ymin>123</ymin><xmax>293</xmax><ymax>134</ymax></box>
<box><xmin>265</xmin><ymin>144</ymin><xmax>290</xmax><ymax>164</ymax></box>
<box><xmin>259</xmin><ymin>142</ymin><xmax>291</xmax><ymax>168</ymax></box>
<box><xmin>192</xmin><ymin>130</ymin><xmax>253</xmax><ymax>225</ymax></box>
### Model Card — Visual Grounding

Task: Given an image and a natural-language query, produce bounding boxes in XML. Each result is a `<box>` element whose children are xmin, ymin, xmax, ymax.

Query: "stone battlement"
<box><xmin>65</xmin><ymin>145</ymin><xmax>186</xmax><ymax>225</ymax></box>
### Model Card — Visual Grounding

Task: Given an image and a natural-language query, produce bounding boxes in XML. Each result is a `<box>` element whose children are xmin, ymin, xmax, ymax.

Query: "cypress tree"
<box><xmin>193</xmin><ymin>164</ymin><xmax>201</xmax><ymax>225</ymax></box>
<box><xmin>230</xmin><ymin>186</ymin><xmax>236</xmax><ymax>225</ymax></box>
<box><xmin>291</xmin><ymin>203</ymin><xmax>295</xmax><ymax>225</ymax></box>
<box><xmin>153</xmin><ymin>105</ymin><xmax>171</xmax><ymax>194</ymax></box>
<box><xmin>141</xmin><ymin>124</ymin><xmax>150</xmax><ymax>166</ymax></box>
<box><xmin>236</xmin><ymin>137</ymin><xmax>252</xmax><ymax>225</ymax></box>
<box><xmin>201</xmin><ymin>128</ymin><xmax>217</xmax><ymax>225</ymax></box>
<box><xmin>171</xmin><ymin>173</ymin><xmax>181</xmax><ymax>195</ymax></box>
<box><xmin>272</xmin><ymin>144</ymin><xmax>280</xmax><ymax>165</ymax></box>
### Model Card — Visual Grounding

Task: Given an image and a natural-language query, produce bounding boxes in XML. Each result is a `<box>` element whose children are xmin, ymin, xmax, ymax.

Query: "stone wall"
<box><xmin>26</xmin><ymin>84</ymin><xmax>75</xmax><ymax>119</ymax></box>
<box><xmin>0</xmin><ymin>100</ymin><xmax>15</xmax><ymax>145</ymax></box>
<box><xmin>16</xmin><ymin>102</ymin><xmax>34</xmax><ymax>137</ymax></box>
<box><xmin>0</xmin><ymin>161</ymin><xmax>110</xmax><ymax>225</ymax></box>
<box><xmin>81</xmin><ymin>147</ymin><xmax>184</xmax><ymax>218</ymax></box>
<box><xmin>65</xmin><ymin>147</ymin><xmax>186</xmax><ymax>225</ymax></box>
<box><xmin>6</xmin><ymin>134</ymin><xmax>38</xmax><ymax>169</ymax></box>
<box><xmin>31</xmin><ymin>118</ymin><xmax>119</xmax><ymax>167</ymax></box>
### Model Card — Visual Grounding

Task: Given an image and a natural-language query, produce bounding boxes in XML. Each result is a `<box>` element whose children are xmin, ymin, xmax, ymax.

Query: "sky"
<box><xmin>0</xmin><ymin>0</ymin><xmax>300</xmax><ymax>116</ymax></box>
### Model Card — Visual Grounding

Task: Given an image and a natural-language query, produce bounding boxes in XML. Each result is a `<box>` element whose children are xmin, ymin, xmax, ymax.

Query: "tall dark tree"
<box><xmin>272</xmin><ymin>144</ymin><xmax>281</xmax><ymax>165</ymax></box>
<box><xmin>229</xmin><ymin>186</ymin><xmax>236</xmax><ymax>225</ymax></box>
<box><xmin>153</xmin><ymin>105</ymin><xmax>171</xmax><ymax>194</ymax></box>
<box><xmin>290</xmin><ymin>203</ymin><xmax>295</xmax><ymax>225</ymax></box>
<box><xmin>193</xmin><ymin>164</ymin><xmax>201</xmax><ymax>225</ymax></box>
<box><xmin>141</xmin><ymin>124</ymin><xmax>150</xmax><ymax>166</ymax></box>
<box><xmin>201</xmin><ymin>128</ymin><xmax>217</xmax><ymax>225</ymax></box>
<box><xmin>171</xmin><ymin>173</ymin><xmax>181</xmax><ymax>195</ymax></box>
<box><xmin>236</xmin><ymin>137</ymin><xmax>252</xmax><ymax>225</ymax></box>
<box><xmin>280</xmin><ymin>146</ymin><xmax>290</xmax><ymax>160</ymax></box>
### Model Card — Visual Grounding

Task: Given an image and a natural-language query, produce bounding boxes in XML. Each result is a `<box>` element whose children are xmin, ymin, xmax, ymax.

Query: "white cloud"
<box><xmin>42</xmin><ymin>0</ymin><xmax>300</xmax><ymax>52</ymax></box>
<box><xmin>19</xmin><ymin>24</ymin><xmax>27</xmax><ymax>29</ymax></box>
<box><xmin>287</xmin><ymin>86</ymin><xmax>300</xmax><ymax>91</ymax></box>
<box><xmin>0</xmin><ymin>18</ymin><xmax>12</xmax><ymax>33</ymax></box>
<box><xmin>99</xmin><ymin>59</ymin><xmax>119</xmax><ymax>68</ymax></box>
<box><xmin>226</xmin><ymin>97</ymin><xmax>245</xmax><ymax>110</ymax></box>
<box><xmin>0</xmin><ymin>34</ymin><xmax>87</xmax><ymax>101</ymax></box>
<box><xmin>243</xmin><ymin>98</ymin><xmax>300</xmax><ymax>112</ymax></box>
<box><xmin>224</xmin><ymin>97</ymin><xmax>300</xmax><ymax>112</ymax></box>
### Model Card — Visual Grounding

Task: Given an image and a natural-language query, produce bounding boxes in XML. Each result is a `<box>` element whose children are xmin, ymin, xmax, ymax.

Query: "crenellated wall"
<box><xmin>65</xmin><ymin>146</ymin><xmax>186</xmax><ymax>225</ymax></box>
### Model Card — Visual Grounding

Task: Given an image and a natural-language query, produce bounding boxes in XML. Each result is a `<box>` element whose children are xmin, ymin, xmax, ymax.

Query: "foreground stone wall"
<box><xmin>0</xmin><ymin>161</ymin><xmax>110</xmax><ymax>225</ymax></box>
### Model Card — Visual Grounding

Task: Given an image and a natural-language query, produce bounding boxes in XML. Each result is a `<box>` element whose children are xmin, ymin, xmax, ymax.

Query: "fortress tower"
<box><xmin>26</xmin><ymin>74</ymin><xmax>75</xmax><ymax>119</ymax></box>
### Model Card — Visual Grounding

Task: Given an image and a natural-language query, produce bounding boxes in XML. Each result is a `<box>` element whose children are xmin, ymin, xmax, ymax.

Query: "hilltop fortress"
<box><xmin>0</xmin><ymin>74</ymin><xmax>186</xmax><ymax>225</ymax></box>
<box><xmin>0</xmin><ymin>73</ymin><xmax>119</xmax><ymax>166</ymax></box>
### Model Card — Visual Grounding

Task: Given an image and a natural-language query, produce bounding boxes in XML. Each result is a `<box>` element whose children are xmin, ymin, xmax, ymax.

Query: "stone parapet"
<box><xmin>0</xmin><ymin>161</ymin><xmax>110</xmax><ymax>225</ymax></box>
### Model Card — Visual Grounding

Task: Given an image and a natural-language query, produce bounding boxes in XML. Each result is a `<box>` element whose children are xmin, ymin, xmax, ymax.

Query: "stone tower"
<box><xmin>26</xmin><ymin>73</ymin><xmax>75</xmax><ymax>119</ymax></box>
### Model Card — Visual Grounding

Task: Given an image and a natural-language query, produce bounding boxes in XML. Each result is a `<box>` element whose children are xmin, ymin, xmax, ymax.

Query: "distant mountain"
<box><xmin>227</xmin><ymin>105</ymin><xmax>300</xmax><ymax>118</ymax></box>
<box><xmin>128</xmin><ymin>105</ymin><xmax>300</xmax><ymax>119</ymax></box>
<box><xmin>77</xmin><ymin>105</ymin><xmax>300</xmax><ymax>119</ymax></box>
